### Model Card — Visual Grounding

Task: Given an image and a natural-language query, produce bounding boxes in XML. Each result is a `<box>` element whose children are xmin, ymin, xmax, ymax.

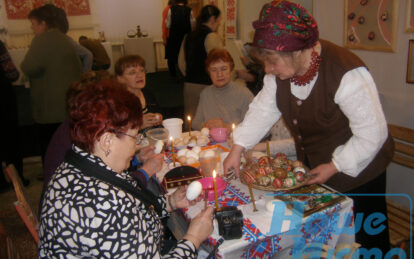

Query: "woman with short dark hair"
<box><xmin>115</xmin><ymin>55</ymin><xmax>163</xmax><ymax>129</ymax></box>
<box><xmin>22</xmin><ymin>4</ymin><xmax>82</xmax><ymax>169</ymax></box>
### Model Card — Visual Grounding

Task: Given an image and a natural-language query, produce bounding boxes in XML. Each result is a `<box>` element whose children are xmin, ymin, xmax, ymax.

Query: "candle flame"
<box><xmin>187</xmin><ymin>116</ymin><xmax>191</xmax><ymax>121</ymax></box>
<box><xmin>213</xmin><ymin>170</ymin><xmax>216</xmax><ymax>178</ymax></box>
<box><xmin>169</xmin><ymin>136</ymin><xmax>173</xmax><ymax>141</ymax></box>
<box><xmin>232</xmin><ymin>123</ymin><xmax>235</xmax><ymax>130</ymax></box>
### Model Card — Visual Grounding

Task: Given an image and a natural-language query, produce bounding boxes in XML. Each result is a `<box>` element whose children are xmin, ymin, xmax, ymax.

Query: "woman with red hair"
<box><xmin>192</xmin><ymin>48</ymin><xmax>253</xmax><ymax>131</ymax></box>
<box><xmin>38</xmin><ymin>79</ymin><xmax>213</xmax><ymax>258</ymax></box>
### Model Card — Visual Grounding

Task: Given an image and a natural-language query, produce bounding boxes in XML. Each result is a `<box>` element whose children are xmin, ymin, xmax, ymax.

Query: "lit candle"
<box><xmin>170</xmin><ymin>136</ymin><xmax>175</xmax><ymax>166</ymax></box>
<box><xmin>231</xmin><ymin>123</ymin><xmax>235</xmax><ymax>143</ymax></box>
<box><xmin>187</xmin><ymin>115</ymin><xmax>192</xmax><ymax>136</ymax></box>
<box><xmin>213</xmin><ymin>170</ymin><xmax>220</xmax><ymax>210</ymax></box>
<box><xmin>266</xmin><ymin>140</ymin><xmax>270</xmax><ymax>157</ymax></box>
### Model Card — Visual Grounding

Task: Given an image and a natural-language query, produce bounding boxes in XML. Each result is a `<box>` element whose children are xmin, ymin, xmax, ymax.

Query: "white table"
<box><xmin>157</xmin><ymin>143</ymin><xmax>356</xmax><ymax>258</ymax></box>
<box><xmin>181</xmin><ymin>180</ymin><xmax>355</xmax><ymax>258</ymax></box>
<box><xmin>123</xmin><ymin>37</ymin><xmax>156</xmax><ymax>73</ymax></box>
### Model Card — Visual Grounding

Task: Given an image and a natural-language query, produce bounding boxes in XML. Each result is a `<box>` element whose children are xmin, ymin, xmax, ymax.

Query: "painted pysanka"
<box><xmin>240</xmin><ymin>152</ymin><xmax>310</xmax><ymax>191</ymax></box>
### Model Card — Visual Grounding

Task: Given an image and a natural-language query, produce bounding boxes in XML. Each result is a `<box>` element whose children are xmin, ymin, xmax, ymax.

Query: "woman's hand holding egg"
<box><xmin>142</xmin><ymin>113</ymin><xmax>162</xmax><ymax>128</ymax></box>
<box><xmin>170</xmin><ymin>185</ymin><xmax>202</xmax><ymax>211</ymax></box>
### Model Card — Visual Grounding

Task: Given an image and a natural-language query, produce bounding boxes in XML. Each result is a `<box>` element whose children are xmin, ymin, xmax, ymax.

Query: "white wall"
<box><xmin>314</xmin><ymin>0</ymin><xmax>414</xmax><ymax>207</ymax></box>
<box><xmin>95</xmin><ymin>0</ymin><xmax>164</xmax><ymax>42</ymax></box>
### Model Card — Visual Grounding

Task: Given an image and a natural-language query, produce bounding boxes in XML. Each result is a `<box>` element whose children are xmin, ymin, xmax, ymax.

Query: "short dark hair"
<box><xmin>114</xmin><ymin>55</ymin><xmax>146</xmax><ymax>76</ymax></box>
<box><xmin>79</xmin><ymin>35</ymin><xmax>88</xmax><ymax>42</ymax></box>
<box><xmin>196</xmin><ymin>5</ymin><xmax>220</xmax><ymax>29</ymax></box>
<box><xmin>28</xmin><ymin>4</ymin><xmax>59</xmax><ymax>29</ymax></box>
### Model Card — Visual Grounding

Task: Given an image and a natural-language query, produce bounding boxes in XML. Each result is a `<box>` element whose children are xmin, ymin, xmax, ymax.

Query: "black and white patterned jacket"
<box><xmin>38</xmin><ymin>146</ymin><xmax>197</xmax><ymax>258</ymax></box>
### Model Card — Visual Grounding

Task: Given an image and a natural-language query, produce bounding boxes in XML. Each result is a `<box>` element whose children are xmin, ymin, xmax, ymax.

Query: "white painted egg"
<box><xmin>186</xmin><ymin>150</ymin><xmax>199</xmax><ymax>160</ymax></box>
<box><xmin>186</xmin><ymin>181</ymin><xmax>202</xmax><ymax>201</ymax></box>
<box><xmin>177</xmin><ymin>148</ymin><xmax>189</xmax><ymax>158</ymax></box>
<box><xmin>177</xmin><ymin>156</ymin><xmax>187</xmax><ymax>164</ymax></box>
<box><xmin>188</xmin><ymin>138</ymin><xmax>197</xmax><ymax>147</ymax></box>
<box><xmin>192</xmin><ymin>146</ymin><xmax>201</xmax><ymax>154</ymax></box>
<box><xmin>154</xmin><ymin>140</ymin><xmax>164</xmax><ymax>154</ymax></box>
<box><xmin>197</xmin><ymin>136</ymin><xmax>209</xmax><ymax>146</ymax></box>
<box><xmin>186</xmin><ymin>157</ymin><xmax>197</xmax><ymax>164</ymax></box>
<box><xmin>201</xmin><ymin>127</ymin><xmax>209</xmax><ymax>136</ymax></box>
<box><xmin>200</xmin><ymin>149</ymin><xmax>215</xmax><ymax>159</ymax></box>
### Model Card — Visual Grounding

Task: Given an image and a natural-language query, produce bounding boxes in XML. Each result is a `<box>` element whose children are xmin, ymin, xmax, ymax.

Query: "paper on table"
<box><xmin>239</xmin><ymin>198</ymin><xmax>293</xmax><ymax>235</ymax></box>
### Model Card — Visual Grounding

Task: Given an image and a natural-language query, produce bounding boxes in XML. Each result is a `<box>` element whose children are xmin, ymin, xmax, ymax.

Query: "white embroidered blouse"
<box><xmin>233</xmin><ymin>67</ymin><xmax>388</xmax><ymax>177</ymax></box>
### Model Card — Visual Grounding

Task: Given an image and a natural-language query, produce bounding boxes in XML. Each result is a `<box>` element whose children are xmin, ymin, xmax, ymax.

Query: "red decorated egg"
<box><xmin>272</xmin><ymin>178</ymin><xmax>283</xmax><ymax>188</ymax></box>
<box><xmin>257</xmin><ymin>167</ymin><xmax>267</xmax><ymax>176</ymax></box>
<box><xmin>273</xmin><ymin>168</ymin><xmax>287</xmax><ymax>178</ymax></box>
<box><xmin>295</xmin><ymin>171</ymin><xmax>305</xmax><ymax>182</ymax></box>
<box><xmin>293</xmin><ymin>167</ymin><xmax>306</xmax><ymax>174</ymax></box>
<box><xmin>243</xmin><ymin>170</ymin><xmax>256</xmax><ymax>184</ymax></box>
<box><xmin>258</xmin><ymin>156</ymin><xmax>271</xmax><ymax>166</ymax></box>
<box><xmin>275</xmin><ymin>153</ymin><xmax>287</xmax><ymax>160</ymax></box>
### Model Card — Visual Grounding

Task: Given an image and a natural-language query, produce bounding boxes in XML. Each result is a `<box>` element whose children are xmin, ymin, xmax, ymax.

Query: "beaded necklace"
<box><xmin>290</xmin><ymin>49</ymin><xmax>322</xmax><ymax>86</ymax></box>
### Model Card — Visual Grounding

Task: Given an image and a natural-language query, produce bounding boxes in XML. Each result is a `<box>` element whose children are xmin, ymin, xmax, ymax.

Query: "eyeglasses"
<box><xmin>116</xmin><ymin>132</ymin><xmax>144</xmax><ymax>145</ymax></box>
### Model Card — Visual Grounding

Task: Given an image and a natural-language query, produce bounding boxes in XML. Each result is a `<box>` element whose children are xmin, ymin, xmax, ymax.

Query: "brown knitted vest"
<box><xmin>276</xmin><ymin>40</ymin><xmax>394</xmax><ymax>192</ymax></box>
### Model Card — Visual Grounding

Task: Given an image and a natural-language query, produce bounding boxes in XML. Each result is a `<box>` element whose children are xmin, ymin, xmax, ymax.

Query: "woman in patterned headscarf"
<box><xmin>223</xmin><ymin>0</ymin><xmax>393</xmax><ymax>253</ymax></box>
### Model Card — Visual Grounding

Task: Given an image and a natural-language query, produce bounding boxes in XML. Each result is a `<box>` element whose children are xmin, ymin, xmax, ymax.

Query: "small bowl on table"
<box><xmin>210</xmin><ymin>128</ymin><xmax>228</xmax><ymax>143</ymax></box>
<box><xmin>198</xmin><ymin>177</ymin><xmax>227</xmax><ymax>201</ymax></box>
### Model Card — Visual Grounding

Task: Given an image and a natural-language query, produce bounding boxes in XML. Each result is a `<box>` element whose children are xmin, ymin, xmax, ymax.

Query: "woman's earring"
<box><xmin>105</xmin><ymin>149</ymin><xmax>111</xmax><ymax>157</ymax></box>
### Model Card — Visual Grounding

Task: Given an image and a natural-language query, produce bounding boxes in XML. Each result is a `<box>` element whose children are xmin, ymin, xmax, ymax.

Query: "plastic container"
<box><xmin>162</xmin><ymin>118</ymin><xmax>183</xmax><ymax>139</ymax></box>
<box><xmin>199</xmin><ymin>177</ymin><xmax>227</xmax><ymax>201</ymax></box>
<box><xmin>146</xmin><ymin>128</ymin><xmax>169</xmax><ymax>146</ymax></box>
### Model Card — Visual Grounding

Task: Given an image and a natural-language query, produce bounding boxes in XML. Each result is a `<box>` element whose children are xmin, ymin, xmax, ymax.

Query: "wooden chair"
<box><xmin>3</xmin><ymin>164</ymin><xmax>39</xmax><ymax>245</ymax></box>
<box><xmin>388</xmin><ymin>124</ymin><xmax>414</xmax><ymax>169</ymax></box>
<box><xmin>387</xmin><ymin>124</ymin><xmax>414</xmax><ymax>251</ymax></box>
<box><xmin>0</xmin><ymin>222</ymin><xmax>20</xmax><ymax>259</ymax></box>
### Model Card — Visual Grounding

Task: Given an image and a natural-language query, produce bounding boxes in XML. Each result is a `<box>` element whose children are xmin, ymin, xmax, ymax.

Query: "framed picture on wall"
<box><xmin>406</xmin><ymin>40</ymin><xmax>414</xmax><ymax>83</ymax></box>
<box><xmin>406</xmin><ymin>0</ymin><xmax>414</xmax><ymax>32</ymax></box>
<box><xmin>344</xmin><ymin>0</ymin><xmax>398</xmax><ymax>52</ymax></box>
